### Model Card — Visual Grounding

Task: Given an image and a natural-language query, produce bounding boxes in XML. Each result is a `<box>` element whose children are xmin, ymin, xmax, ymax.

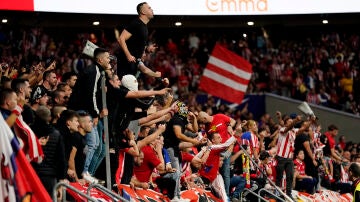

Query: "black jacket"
<box><xmin>68</xmin><ymin>63</ymin><xmax>105</xmax><ymax>118</ymax></box>
<box><xmin>31</xmin><ymin>118</ymin><xmax>67</xmax><ymax>179</ymax></box>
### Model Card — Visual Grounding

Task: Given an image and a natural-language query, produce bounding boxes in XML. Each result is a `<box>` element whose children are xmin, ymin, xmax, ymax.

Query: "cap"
<box><xmin>31</xmin><ymin>86</ymin><xmax>47</xmax><ymax>102</ymax></box>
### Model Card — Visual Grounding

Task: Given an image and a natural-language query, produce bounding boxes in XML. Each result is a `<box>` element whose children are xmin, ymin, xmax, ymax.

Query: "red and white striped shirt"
<box><xmin>306</xmin><ymin>92</ymin><xmax>319</xmax><ymax>104</ymax></box>
<box><xmin>276</xmin><ymin>127</ymin><xmax>298</xmax><ymax>159</ymax></box>
<box><xmin>294</xmin><ymin>159</ymin><xmax>306</xmax><ymax>175</ymax></box>
<box><xmin>241</xmin><ymin>131</ymin><xmax>259</xmax><ymax>158</ymax></box>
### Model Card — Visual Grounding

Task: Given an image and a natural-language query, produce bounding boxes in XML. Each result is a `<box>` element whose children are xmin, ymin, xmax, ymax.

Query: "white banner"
<box><xmin>2</xmin><ymin>0</ymin><xmax>360</xmax><ymax>15</ymax></box>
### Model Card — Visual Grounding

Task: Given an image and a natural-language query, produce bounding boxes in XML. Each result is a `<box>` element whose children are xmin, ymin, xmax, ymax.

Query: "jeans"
<box><xmin>230</xmin><ymin>175</ymin><xmax>246</xmax><ymax>199</ymax></box>
<box><xmin>166</xmin><ymin>147</ymin><xmax>180</xmax><ymax>171</ymax></box>
<box><xmin>220</xmin><ymin>155</ymin><xmax>231</xmax><ymax>196</ymax></box>
<box><xmin>295</xmin><ymin>177</ymin><xmax>317</xmax><ymax>194</ymax></box>
<box><xmin>89</xmin><ymin>119</ymin><xmax>105</xmax><ymax>175</ymax></box>
<box><xmin>83</xmin><ymin>126</ymin><xmax>99</xmax><ymax>173</ymax></box>
<box><xmin>161</xmin><ymin>170</ymin><xmax>181</xmax><ymax>199</ymax></box>
<box><xmin>275</xmin><ymin>156</ymin><xmax>294</xmax><ymax>197</ymax></box>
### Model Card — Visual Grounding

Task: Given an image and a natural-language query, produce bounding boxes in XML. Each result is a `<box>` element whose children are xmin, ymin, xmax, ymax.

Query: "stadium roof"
<box><xmin>1</xmin><ymin>10</ymin><xmax>360</xmax><ymax>29</ymax></box>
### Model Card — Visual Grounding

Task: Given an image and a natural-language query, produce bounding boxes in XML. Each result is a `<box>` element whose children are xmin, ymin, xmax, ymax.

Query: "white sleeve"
<box><xmin>210</xmin><ymin>136</ymin><xmax>236</xmax><ymax>150</ymax></box>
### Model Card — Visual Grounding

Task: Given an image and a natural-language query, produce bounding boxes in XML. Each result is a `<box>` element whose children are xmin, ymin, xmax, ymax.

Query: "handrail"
<box><xmin>258</xmin><ymin>188</ymin><xmax>285</xmax><ymax>202</ymax></box>
<box><xmin>52</xmin><ymin>182</ymin><xmax>97</xmax><ymax>202</ymax></box>
<box><xmin>101</xmin><ymin>71</ymin><xmax>112</xmax><ymax>189</ymax></box>
<box><xmin>242</xmin><ymin>188</ymin><xmax>269</xmax><ymax>202</ymax></box>
<box><xmin>239</xmin><ymin>144</ymin><xmax>295</xmax><ymax>202</ymax></box>
<box><xmin>87</xmin><ymin>183</ymin><xmax>129</xmax><ymax>202</ymax></box>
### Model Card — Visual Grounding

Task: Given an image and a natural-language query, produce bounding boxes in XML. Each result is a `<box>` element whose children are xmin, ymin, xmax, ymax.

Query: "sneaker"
<box><xmin>96</xmin><ymin>178</ymin><xmax>105</xmax><ymax>185</ymax></box>
<box><xmin>92</xmin><ymin>176</ymin><xmax>105</xmax><ymax>185</ymax></box>
<box><xmin>82</xmin><ymin>172</ymin><xmax>98</xmax><ymax>184</ymax></box>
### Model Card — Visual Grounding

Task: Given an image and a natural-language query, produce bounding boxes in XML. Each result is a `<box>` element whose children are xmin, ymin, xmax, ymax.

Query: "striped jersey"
<box><xmin>276</xmin><ymin>127</ymin><xmax>298</xmax><ymax>159</ymax></box>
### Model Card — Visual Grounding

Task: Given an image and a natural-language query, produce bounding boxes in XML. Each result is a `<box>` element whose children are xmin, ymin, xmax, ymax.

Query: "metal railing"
<box><xmin>239</xmin><ymin>144</ymin><xmax>295</xmax><ymax>202</ymax></box>
<box><xmin>258</xmin><ymin>188</ymin><xmax>285</xmax><ymax>202</ymax></box>
<box><xmin>242</xmin><ymin>188</ymin><xmax>268</xmax><ymax>202</ymax></box>
<box><xmin>87</xmin><ymin>183</ymin><xmax>129</xmax><ymax>202</ymax></box>
<box><xmin>52</xmin><ymin>182</ymin><xmax>97</xmax><ymax>202</ymax></box>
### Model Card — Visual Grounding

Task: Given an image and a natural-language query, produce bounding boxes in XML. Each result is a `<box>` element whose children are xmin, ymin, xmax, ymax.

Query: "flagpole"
<box><xmin>101</xmin><ymin>71</ymin><xmax>111</xmax><ymax>189</ymax></box>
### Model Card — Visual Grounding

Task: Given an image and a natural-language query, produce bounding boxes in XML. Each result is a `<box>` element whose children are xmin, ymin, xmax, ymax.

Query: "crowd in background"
<box><xmin>1</xmin><ymin>21</ymin><xmax>360</xmax><ymax>201</ymax></box>
<box><xmin>1</xmin><ymin>26</ymin><xmax>359</xmax><ymax>115</ymax></box>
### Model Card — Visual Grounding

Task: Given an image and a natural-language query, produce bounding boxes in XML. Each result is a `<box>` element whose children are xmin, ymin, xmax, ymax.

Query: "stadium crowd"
<box><xmin>1</xmin><ymin>4</ymin><xmax>360</xmax><ymax>201</ymax></box>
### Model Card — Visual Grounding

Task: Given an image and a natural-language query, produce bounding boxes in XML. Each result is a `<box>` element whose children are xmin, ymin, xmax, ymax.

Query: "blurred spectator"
<box><xmin>61</xmin><ymin>71</ymin><xmax>78</xmax><ymax>88</ymax></box>
<box><xmin>30</xmin><ymin>106</ymin><xmax>67</xmax><ymax>198</ymax></box>
<box><xmin>293</xmin><ymin>150</ymin><xmax>317</xmax><ymax>194</ymax></box>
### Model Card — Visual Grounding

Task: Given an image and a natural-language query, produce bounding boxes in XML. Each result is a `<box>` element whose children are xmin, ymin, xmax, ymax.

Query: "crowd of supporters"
<box><xmin>1</xmin><ymin>20</ymin><xmax>360</xmax><ymax>201</ymax></box>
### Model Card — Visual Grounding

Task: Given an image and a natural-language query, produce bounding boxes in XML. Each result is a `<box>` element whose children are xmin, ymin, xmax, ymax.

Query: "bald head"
<box><xmin>197</xmin><ymin>111</ymin><xmax>211</xmax><ymax>123</ymax></box>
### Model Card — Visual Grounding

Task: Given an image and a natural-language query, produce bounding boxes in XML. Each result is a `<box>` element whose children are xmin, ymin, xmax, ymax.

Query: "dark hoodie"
<box><xmin>30</xmin><ymin>116</ymin><xmax>67</xmax><ymax>186</ymax></box>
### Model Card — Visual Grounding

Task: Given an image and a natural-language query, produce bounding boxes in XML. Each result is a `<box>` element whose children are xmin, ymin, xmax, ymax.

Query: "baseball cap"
<box><xmin>31</xmin><ymin>86</ymin><xmax>47</xmax><ymax>102</ymax></box>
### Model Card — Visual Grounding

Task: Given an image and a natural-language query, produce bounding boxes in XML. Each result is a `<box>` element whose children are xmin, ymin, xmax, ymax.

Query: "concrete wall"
<box><xmin>265</xmin><ymin>93</ymin><xmax>360</xmax><ymax>143</ymax></box>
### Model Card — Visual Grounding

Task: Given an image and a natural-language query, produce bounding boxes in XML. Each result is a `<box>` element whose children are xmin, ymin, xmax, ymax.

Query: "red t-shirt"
<box><xmin>325</xmin><ymin>131</ymin><xmax>335</xmax><ymax>149</ymax></box>
<box><xmin>199</xmin><ymin>149</ymin><xmax>223</xmax><ymax>182</ymax></box>
<box><xmin>294</xmin><ymin>159</ymin><xmax>306</xmax><ymax>175</ymax></box>
<box><xmin>208</xmin><ymin>114</ymin><xmax>231</xmax><ymax>143</ymax></box>
<box><xmin>133</xmin><ymin>146</ymin><xmax>161</xmax><ymax>182</ymax></box>
<box><xmin>181</xmin><ymin>151</ymin><xmax>195</xmax><ymax>162</ymax></box>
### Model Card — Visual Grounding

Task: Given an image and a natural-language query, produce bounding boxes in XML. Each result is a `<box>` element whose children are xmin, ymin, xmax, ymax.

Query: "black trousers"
<box><xmin>275</xmin><ymin>156</ymin><xmax>294</xmax><ymax>196</ymax></box>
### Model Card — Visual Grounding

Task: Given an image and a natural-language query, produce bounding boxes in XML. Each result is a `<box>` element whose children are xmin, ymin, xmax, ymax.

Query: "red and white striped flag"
<box><xmin>199</xmin><ymin>44</ymin><xmax>252</xmax><ymax>104</ymax></box>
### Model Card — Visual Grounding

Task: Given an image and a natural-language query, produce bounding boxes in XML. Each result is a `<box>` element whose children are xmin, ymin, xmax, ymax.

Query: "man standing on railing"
<box><xmin>116</xmin><ymin>2</ymin><xmax>157</xmax><ymax>79</ymax></box>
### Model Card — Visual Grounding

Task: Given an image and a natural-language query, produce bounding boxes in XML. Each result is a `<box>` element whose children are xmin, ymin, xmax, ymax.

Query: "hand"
<box><xmin>67</xmin><ymin>169</ymin><xmax>76</xmax><ymax>178</ymax></box>
<box><xmin>57</xmin><ymin>186</ymin><xmax>63</xmax><ymax>201</ymax></box>
<box><xmin>124</xmin><ymin>129</ymin><xmax>135</xmax><ymax>140</ymax></box>
<box><xmin>147</xmin><ymin>43</ymin><xmax>158</xmax><ymax>53</ymax></box>
<box><xmin>130</xmin><ymin>181</ymin><xmax>135</xmax><ymax>189</ymax></box>
<box><xmin>93</xmin><ymin>117</ymin><xmax>99</xmax><ymax>126</ymax></box>
<box><xmin>191</xmin><ymin>157</ymin><xmax>203</xmax><ymax>168</ymax></box>
<box><xmin>38</xmin><ymin>136</ymin><xmax>50</xmax><ymax>146</ymax></box>
<box><xmin>47</xmin><ymin>61</ymin><xmax>56</xmax><ymax>70</ymax></box>
<box><xmin>199</xmin><ymin>137</ymin><xmax>208</xmax><ymax>145</ymax></box>
<box><xmin>165</xmin><ymin>164</ymin><xmax>174</xmax><ymax>172</ymax></box>
<box><xmin>157</xmin><ymin>123</ymin><xmax>166</xmax><ymax>133</ymax></box>
<box><xmin>162</xmin><ymin>78</ymin><xmax>170</xmax><ymax>86</ymax></box>
<box><xmin>159</xmin><ymin>88</ymin><xmax>172</xmax><ymax>95</ymax></box>
<box><xmin>154</xmin><ymin>71</ymin><xmax>162</xmax><ymax>77</ymax></box>
<box><xmin>276</xmin><ymin>111</ymin><xmax>282</xmax><ymax>117</ymax></box>
<box><xmin>188</xmin><ymin>111</ymin><xmax>197</xmax><ymax>122</ymax></box>
<box><xmin>312</xmin><ymin>159</ymin><xmax>318</xmax><ymax>167</ymax></box>
<box><xmin>126</xmin><ymin>54</ymin><xmax>136</xmax><ymax>63</ymax></box>
<box><xmin>78</xmin><ymin>179</ymin><xmax>86</xmax><ymax>185</ymax></box>
<box><xmin>129</xmin><ymin>140</ymin><xmax>137</xmax><ymax>147</ymax></box>
<box><xmin>141</xmin><ymin>182</ymin><xmax>149</xmax><ymax>189</ymax></box>
<box><xmin>100</xmin><ymin>108</ymin><xmax>108</xmax><ymax>118</ymax></box>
